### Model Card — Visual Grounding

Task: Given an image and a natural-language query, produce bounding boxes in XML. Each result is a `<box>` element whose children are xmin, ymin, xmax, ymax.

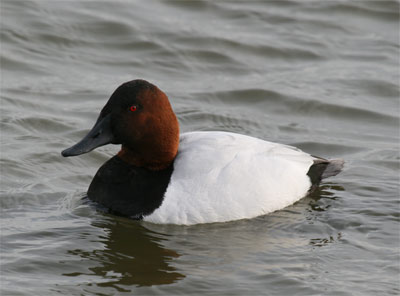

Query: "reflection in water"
<box><xmin>64</xmin><ymin>216</ymin><xmax>184</xmax><ymax>290</ymax></box>
<box><xmin>306</xmin><ymin>183</ymin><xmax>345</xmax><ymax>248</ymax></box>
<box><xmin>307</xmin><ymin>183</ymin><xmax>345</xmax><ymax>212</ymax></box>
<box><xmin>62</xmin><ymin>183</ymin><xmax>344</xmax><ymax>291</ymax></box>
<box><xmin>310</xmin><ymin>232</ymin><xmax>343</xmax><ymax>247</ymax></box>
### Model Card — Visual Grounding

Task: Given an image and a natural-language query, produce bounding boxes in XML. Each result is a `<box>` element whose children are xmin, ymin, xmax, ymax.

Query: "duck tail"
<box><xmin>307</xmin><ymin>157</ymin><xmax>344</xmax><ymax>186</ymax></box>
<box><xmin>321</xmin><ymin>159</ymin><xmax>344</xmax><ymax>179</ymax></box>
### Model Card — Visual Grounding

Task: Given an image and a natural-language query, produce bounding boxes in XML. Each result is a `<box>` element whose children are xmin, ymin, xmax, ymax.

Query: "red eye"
<box><xmin>130</xmin><ymin>105</ymin><xmax>137</xmax><ymax>112</ymax></box>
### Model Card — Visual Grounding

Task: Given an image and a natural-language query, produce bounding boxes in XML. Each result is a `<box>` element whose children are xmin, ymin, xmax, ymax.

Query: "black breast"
<box><xmin>87</xmin><ymin>155</ymin><xmax>173</xmax><ymax>219</ymax></box>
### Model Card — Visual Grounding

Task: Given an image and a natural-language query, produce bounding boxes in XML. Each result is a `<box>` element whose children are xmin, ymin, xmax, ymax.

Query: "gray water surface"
<box><xmin>1</xmin><ymin>1</ymin><xmax>399</xmax><ymax>295</ymax></box>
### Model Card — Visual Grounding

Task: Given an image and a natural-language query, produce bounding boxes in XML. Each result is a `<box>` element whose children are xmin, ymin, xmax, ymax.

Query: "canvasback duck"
<box><xmin>62</xmin><ymin>79</ymin><xmax>344</xmax><ymax>225</ymax></box>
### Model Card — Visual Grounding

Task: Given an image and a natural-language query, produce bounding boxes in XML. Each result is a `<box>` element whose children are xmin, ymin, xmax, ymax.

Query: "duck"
<box><xmin>62</xmin><ymin>79</ymin><xmax>344</xmax><ymax>225</ymax></box>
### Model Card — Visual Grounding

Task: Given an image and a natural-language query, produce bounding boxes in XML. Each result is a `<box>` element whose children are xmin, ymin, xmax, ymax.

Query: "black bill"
<box><xmin>62</xmin><ymin>114</ymin><xmax>115</xmax><ymax>157</ymax></box>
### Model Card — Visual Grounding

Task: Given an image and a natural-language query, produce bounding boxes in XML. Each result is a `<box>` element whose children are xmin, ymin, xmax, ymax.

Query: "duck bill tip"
<box><xmin>61</xmin><ymin>145</ymin><xmax>90</xmax><ymax>157</ymax></box>
<box><xmin>61</xmin><ymin>114</ymin><xmax>115</xmax><ymax>158</ymax></box>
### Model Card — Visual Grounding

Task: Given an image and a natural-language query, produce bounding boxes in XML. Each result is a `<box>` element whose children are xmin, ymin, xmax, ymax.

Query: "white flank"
<box><xmin>143</xmin><ymin>131</ymin><xmax>313</xmax><ymax>225</ymax></box>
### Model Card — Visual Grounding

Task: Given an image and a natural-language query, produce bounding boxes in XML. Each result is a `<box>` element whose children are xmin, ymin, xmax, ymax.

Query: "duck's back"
<box><xmin>143</xmin><ymin>131</ymin><xmax>314</xmax><ymax>225</ymax></box>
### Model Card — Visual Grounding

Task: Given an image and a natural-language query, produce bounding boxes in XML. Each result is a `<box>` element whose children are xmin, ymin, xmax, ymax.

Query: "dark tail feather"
<box><xmin>307</xmin><ymin>158</ymin><xmax>344</xmax><ymax>187</ymax></box>
<box><xmin>321</xmin><ymin>159</ymin><xmax>344</xmax><ymax>179</ymax></box>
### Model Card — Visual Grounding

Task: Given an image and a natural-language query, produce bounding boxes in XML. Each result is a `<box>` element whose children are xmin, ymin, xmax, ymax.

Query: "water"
<box><xmin>1</xmin><ymin>0</ymin><xmax>399</xmax><ymax>295</ymax></box>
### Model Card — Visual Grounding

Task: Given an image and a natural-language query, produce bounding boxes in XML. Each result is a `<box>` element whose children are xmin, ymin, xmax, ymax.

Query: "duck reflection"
<box><xmin>65</xmin><ymin>215</ymin><xmax>184</xmax><ymax>289</ymax></box>
<box><xmin>307</xmin><ymin>183</ymin><xmax>345</xmax><ymax>212</ymax></box>
<box><xmin>305</xmin><ymin>182</ymin><xmax>345</xmax><ymax>248</ymax></box>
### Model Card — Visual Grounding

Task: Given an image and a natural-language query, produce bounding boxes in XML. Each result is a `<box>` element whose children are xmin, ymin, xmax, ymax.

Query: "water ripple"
<box><xmin>1</xmin><ymin>0</ymin><xmax>399</xmax><ymax>295</ymax></box>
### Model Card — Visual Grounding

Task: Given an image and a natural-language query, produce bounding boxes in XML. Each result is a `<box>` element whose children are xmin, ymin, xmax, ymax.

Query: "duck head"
<box><xmin>62</xmin><ymin>80</ymin><xmax>180</xmax><ymax>170</ymax></box>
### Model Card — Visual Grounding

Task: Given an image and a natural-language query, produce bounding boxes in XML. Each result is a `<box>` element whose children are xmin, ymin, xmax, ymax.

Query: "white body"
<box><xmin>143</xmin><ymin>131</ymin><xmax>314</xmax><ymax>225</ymax></box>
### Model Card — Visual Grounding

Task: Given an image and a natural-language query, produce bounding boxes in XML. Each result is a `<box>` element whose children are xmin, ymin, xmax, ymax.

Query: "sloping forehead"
<box><xmin>101</xmin><ymin>80</ymin><xmax>170</xmax><ymax>116</ymax></box>
<box><xmin>101</xmin><ymin>80</ymin><xmax>158</xmax><ymax>113</ymax></box>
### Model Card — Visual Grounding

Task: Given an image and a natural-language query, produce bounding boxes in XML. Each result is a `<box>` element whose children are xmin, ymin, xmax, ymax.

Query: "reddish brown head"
<box><xmin>62</xmin><ymin>80</ymin><xmax>180</xmax><ymax>170</ymax></box>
